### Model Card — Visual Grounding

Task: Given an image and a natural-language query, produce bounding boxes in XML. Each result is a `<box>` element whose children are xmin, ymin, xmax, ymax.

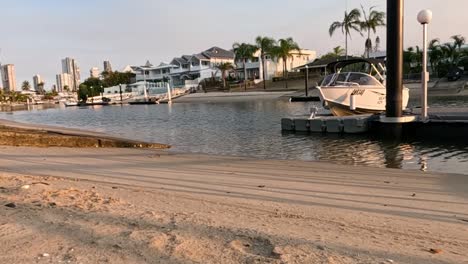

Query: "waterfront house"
<box><xmin>235</xmin><ymin>49</ymin><xmax>316</xmax><ymax>82</ymax></box>
<box><xmin>169</xmin><ymin>47</ymin><xmax>235</xmax><ymax>87</ymax></box>
<box><xmin>131</xmin><ymin>47</ymin><xmax>235</xmax><ymax>89</ymax></box>
<box><xmin>134</xmin><ymin>61</ymin><xmax>178</xmax><ymax>83</ymax></box>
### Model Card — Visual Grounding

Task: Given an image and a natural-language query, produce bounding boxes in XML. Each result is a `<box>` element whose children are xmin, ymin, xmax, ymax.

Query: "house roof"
<box><xmin>182</xmin><ymin>55</ymin><xmax>192</xmax><ymax>62</ymax></box>
<box><xmin>201</xmin><ymin>47</ymin><xmax>234</xmax><ymax>59</ymax></box>
<box><xmin>144</xmin><ymin>60</ymin><xmax>153</xmax><ymax>67</ymax></box>
<box><xmin>192</xmin><ymin>53</ymin><xmax>210</xmax><ymax>60</ymax></box>
<box><xmin>171</xmin><ymin>57</ymin><xmax>186</xmax><ymax>65</ymax></box>
<box><xmin>134</xmin><ymin>62</ymin><xmax>178</xmax><ymax>71</ymax></box>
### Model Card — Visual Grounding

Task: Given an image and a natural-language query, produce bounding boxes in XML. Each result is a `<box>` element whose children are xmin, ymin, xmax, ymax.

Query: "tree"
<box><xmin>374</xmin><ymin>36</ymin><xmax>381</xmax><ymax>52</ymax></box>
<box><xmin>271</xmin><ymin>37</ymin><xmax>300</xmax><ymax>89</ymax></box>
<box><xmin>215</xmin><ymin>62</ymin><xmax>235</xmax><ymax>91</ymax></box>
<box><xmin>21</xmin><ymin>81</ymin><xmax>31</xmax><ymax>91</ymax></box>
<box><xmin>406</xmin><ymin>46</ymin><xmax>422</xmax><ymax>73</ymax></box>
<box><xmin>82</xmin><ymin>77</ymin><xmax>104</xmax><ymax>96</ymax></box>
<box><xmin>101</xmin><ymin>71</ymin><xmax>135</xmax><ymax>88</ymax></box>
<box><xmin>428</xmin><ymin>39</ymin><xmax>444</xmax><ymax>76</ymax></box>
<box><xmin>319</xmin><ymin>46</ymin><xmax>345</xmax><ymax>60</ymax></box>
<box><xmin>64</xmin><ymin>85</ymin><xmax>70</xmax><ymax>92</ymax></box>
<box><xmin>232</xmin><ymin>42</ymin><xmax>257</xmax><ymax>91</ymax></box>
<box><xmin>451</xmin><ymin>35</ymin><xmax>466</xmax><ymax>51</ymax></box>
<box><xmin>329</xmin><ymin>8</ymin><xmax>362</xmax><ymax>59</ymax></box>
<box><xmin>360</xmin><ymin>5</ymin><xmax>386</xmax><ymax>58</ymax></box>
<box><xmin>332</xmin><ymin>46</ymin><xmax>345</xmax><ymax>56</ymax></box>
<box><xmin>78</xmin><ymin>84</ymin><xmax>89</xmax><ymax>103</ymax></box>
<box><xmin>441</xmin><ymin>42</ymin><xmax>458</xmax><ymax>65</ymax></box>
<box><xmin>255</xmin><ymin>36</ymin><xmax>276</xmax><ymax>90</ymax></box>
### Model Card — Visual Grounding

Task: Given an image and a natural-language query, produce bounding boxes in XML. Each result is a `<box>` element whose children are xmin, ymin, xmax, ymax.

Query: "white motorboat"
<box><xmin>63</xmin><ymin>99</ymin><xmax>79</xmax><ymax>107</ymax></box>
<box><xmin>316</xmin><ymin>59</ymin><xmax>409</xmax><ymax>116</ymax></box>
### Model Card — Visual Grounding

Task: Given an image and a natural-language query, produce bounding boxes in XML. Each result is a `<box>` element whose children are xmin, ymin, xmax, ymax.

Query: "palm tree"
<box><xmin>215</xmin><ymin>62</ymin><xmax>235</xmax><ymax>91</ymax></box>
<box><xmin>451</xmin><ymin>35</ymin><xmax>466</xmax><ymax>51</ymax></box>
<box><xmin>271</xmin><ymin>38</ymin><xmax>300</xmax><ymax>89</ymax></box>
<box><xmin>232</xmin><ymin>42</ymin><xmax>257</xmax><ymax>91</ymax></box>
<box><xmin>374</xmin><ymin>36</ymin><xmax>381</xmax><ymax>52</ymax></box>
<box><xmin>21</xmin><ymin>81</ymin><xmax>31</xmax><ymax>91</ymax></box>
<box><xmin>332</xmin><ymin>46</ymin><xmax>345</xmax><ymax>56</ymax></box>
<box><xmin>429</xmin><ymin>39</ymin><xmax>443</xmax><ymax>76</ymax></box>
<box><xmin>441</xmin><ymin>42</ymin><xmax>458</xmax><ymax>65</ymax></box>
<box><xmin>360</xmin><ymin>5</ymin><xmax>386</xmax><ymax>58</ymax></box>
<box><xmin>255</xmin><ymin>36</ymin><xmax>276</xmax><ymax>90</ymax></box>
<box><xmin>329</xmin><ymin>8</ymin><xmax>362</xmax><ymax>59</ymax></box>
<box><xmin>409</xmin><ymin>46</ymin><xmax>423</xmax><ymax>72</ymax></box>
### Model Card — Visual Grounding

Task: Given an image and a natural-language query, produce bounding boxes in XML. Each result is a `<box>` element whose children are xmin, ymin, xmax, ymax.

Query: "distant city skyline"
<box><xmin>1</xmin><ymin>0</ymin><xmax>467</xmax><ymax>89</ymax></box>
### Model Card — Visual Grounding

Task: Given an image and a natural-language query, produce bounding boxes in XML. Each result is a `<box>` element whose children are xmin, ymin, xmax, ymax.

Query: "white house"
<box><xmin>130</xmin><ymin>46</ymin><xmax>315</xmax><ymax>88</ymax></box>
<box><xmin>133</xmin><ymin>61</ymin><xmax>178</xmax><ymax>84</ymax></box>
<box><xmin>236</xmin><ymin>49</ymin><xmax>317</xmax><ymax>81</ymax></box>
<box><xmin>169</xmin><ymin>47</ymin><xmax>235</xmax><ymax>86</ymax></box>
<box><xmin>131</xmin><ymin>47</ymin><xmax>235</xmax><ymax>89</ymax></box>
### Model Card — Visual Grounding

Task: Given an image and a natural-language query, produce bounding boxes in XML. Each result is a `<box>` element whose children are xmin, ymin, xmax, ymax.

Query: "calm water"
<box><xmin>1</xmin><ymin>97</ymin><xmax>468</xmax><ymax>175</ymax></box>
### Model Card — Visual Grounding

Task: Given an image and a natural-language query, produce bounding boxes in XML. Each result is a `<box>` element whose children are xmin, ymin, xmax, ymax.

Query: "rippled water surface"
<box><xmin>1</xmin><ymin>97</ymin><xmax>467</xmax><ymax>175</ymax></box>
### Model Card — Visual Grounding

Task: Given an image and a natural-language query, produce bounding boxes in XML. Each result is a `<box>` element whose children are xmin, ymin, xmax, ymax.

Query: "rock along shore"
<box><xmin>0</xmin><ymin>119</ymin><xmax>170</xmax><ymax>149</ymax></box>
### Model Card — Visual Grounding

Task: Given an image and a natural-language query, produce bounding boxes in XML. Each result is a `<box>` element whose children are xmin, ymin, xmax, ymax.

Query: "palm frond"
<box><xmin>329</xmin><ymin>21</ymin><xmax>342</xmax><ymax>36</ymax></box>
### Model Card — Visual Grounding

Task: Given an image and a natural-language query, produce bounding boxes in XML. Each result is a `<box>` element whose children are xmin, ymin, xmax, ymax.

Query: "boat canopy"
<box><xmin>320</xmin><ymin>72</ymin><xmax>383</xmax><ymax>87</ymax></box>
<box><xmin>326</xmin><ymin>58</ymin><xmax>385</xmax><ymax>73</ymax></box>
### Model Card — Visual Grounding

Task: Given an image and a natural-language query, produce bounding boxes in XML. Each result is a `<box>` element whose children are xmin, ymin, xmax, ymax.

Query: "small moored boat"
<box><xmin>316</xmin><ymin>58</ymin><xmax>409</xmax><ymax>116</ymax></box>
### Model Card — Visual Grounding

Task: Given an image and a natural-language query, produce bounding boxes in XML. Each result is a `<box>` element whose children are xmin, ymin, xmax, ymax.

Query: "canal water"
<box><xmin>1</xmin><ymin>96</ymin><xmax>467</xmax><ymax>175</ymax></box>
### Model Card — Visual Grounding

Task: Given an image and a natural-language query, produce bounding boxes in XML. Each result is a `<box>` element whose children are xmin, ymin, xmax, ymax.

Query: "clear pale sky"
<box><xmin>1</xmin><ymin>0</ymin><xmax>466</xmax><ymax>88</ymax></box>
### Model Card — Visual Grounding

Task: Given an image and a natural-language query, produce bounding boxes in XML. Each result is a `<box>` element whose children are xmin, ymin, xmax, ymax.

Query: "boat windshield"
<box><xmin>320</xmin><ymin>74</ymin><xmax>334</xmax><ymax>86</ymax></box>
<box><xmin>346</xmin><ymin>73</ymin><xmax>381</xmax><ymax>86</ymax></box>
<box><xmin>321</xmin><ymin>72</ymin><xmax>382</xmax><ymax>87</ymax></box>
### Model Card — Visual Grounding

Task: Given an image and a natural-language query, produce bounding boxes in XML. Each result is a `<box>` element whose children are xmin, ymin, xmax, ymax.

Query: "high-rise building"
<box><xmin>56</xmin><ymin>73</ymin><xmax>73</xmax><ymax>92</ymax></box>
<box><xmin>90</xmin><ymin>67</ymin><xmax>100</xmax><ymax>78</ymax></box>
<box><xmin>33</xmin><ymin>74</ymin><xmax>42</xmax><ymax>92</ymax></box>
<box><xmin>61</xmin><ymin>57</ymin><xmax>81</xmax><ymax>91</ymax></box>
<box><xmin>1</xmin><ymin>64</ymin><xmax>17</xmax><ymax>92</ymax></box>
<box><xmin>103</xmin><ymin>60</ymin><xmax>112</xmax><ymax>73</ymax></box>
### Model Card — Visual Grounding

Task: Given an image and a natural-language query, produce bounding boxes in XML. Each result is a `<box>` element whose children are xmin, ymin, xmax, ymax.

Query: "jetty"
<box><xmin>282</xmin><ymin>108</ymin><xmax>468</xmax><ymax>141</ymax></box>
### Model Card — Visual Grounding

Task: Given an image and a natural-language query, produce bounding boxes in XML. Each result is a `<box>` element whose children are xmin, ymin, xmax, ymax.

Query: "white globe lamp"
<box><xmin>417</xmin><ymin>9</ymin><xmax>433</xmax><ymax>25</ymax></box>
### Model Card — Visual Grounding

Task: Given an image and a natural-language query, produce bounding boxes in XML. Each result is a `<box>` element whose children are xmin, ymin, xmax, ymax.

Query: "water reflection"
<box><xmin>1</xmin><ymin>97</ymin><xmax>467</xmax><ymax>175</ymax></box>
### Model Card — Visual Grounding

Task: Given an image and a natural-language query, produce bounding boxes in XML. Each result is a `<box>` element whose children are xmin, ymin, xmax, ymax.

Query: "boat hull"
<box><xmin>317</xmin><ymin>86</ymin><xmax>410</xmax><ymax>117</ymax></box>
<box><xmin>128</xmin><ymin>101</ymin><xmax>158</xmax><ymax>105</ymax></box>
<box><xmin>327</xmin><ymin>101</ymin><xmax>383</xmax><ymax>116</ymax></box>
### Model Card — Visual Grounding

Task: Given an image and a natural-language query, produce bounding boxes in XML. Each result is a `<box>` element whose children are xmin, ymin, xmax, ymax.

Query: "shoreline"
<box><xmin>1</xmin><ymin>146</ymin><xmax>467</xmax><ymax>263</ymax></box>
<box><xmin>173</xmin><ymin>91</ymin><xmax>294</xmax><ymax>103</ymax></box>
<box><xmin>0</xmin><ymin>118</ymin><xmax>170</xmax><ymax>149</ymax></box>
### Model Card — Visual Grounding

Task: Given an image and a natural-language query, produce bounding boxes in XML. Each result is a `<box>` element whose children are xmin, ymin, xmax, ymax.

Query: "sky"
<box><xmin>1</xmin><ymin>0</ymin><xmax>467</xmax><ymax>89</ymax></box>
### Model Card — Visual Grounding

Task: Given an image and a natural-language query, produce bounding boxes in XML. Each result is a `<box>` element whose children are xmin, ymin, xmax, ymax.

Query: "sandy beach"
<box><xmin>1</xmin><ymin>146</ymin><xmax>468</xmax><ymax>264</ymax></box>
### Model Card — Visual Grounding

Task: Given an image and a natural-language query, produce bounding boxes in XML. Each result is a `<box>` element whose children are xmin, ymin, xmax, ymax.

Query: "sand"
<box><xmin>1</xmin><ymin>146</ymin><xmax>467</xmax><ymax>263</ymax></box>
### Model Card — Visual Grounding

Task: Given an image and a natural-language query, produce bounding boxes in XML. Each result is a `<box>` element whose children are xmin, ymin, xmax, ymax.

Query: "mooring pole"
<box><xmin>119</xmin><ymin>84</ymin><xmax>123</xmax><ymax>104</ymax></box>
<box><xmin>386</xmin><ymin>0</ymin><xmax>404</xmax><ymax>119</ymax></box>
<box><xmin>305</xmin><ymin>65</ymin><xmax>309</xmax><ymax>97</ymax></box>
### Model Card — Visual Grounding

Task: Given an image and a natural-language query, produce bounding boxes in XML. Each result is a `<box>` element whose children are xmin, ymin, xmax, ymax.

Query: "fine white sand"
<box><xmin>1</xmin><ymin>146</ymin><xmax>467</xmax><ymax>263</ymax></box>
